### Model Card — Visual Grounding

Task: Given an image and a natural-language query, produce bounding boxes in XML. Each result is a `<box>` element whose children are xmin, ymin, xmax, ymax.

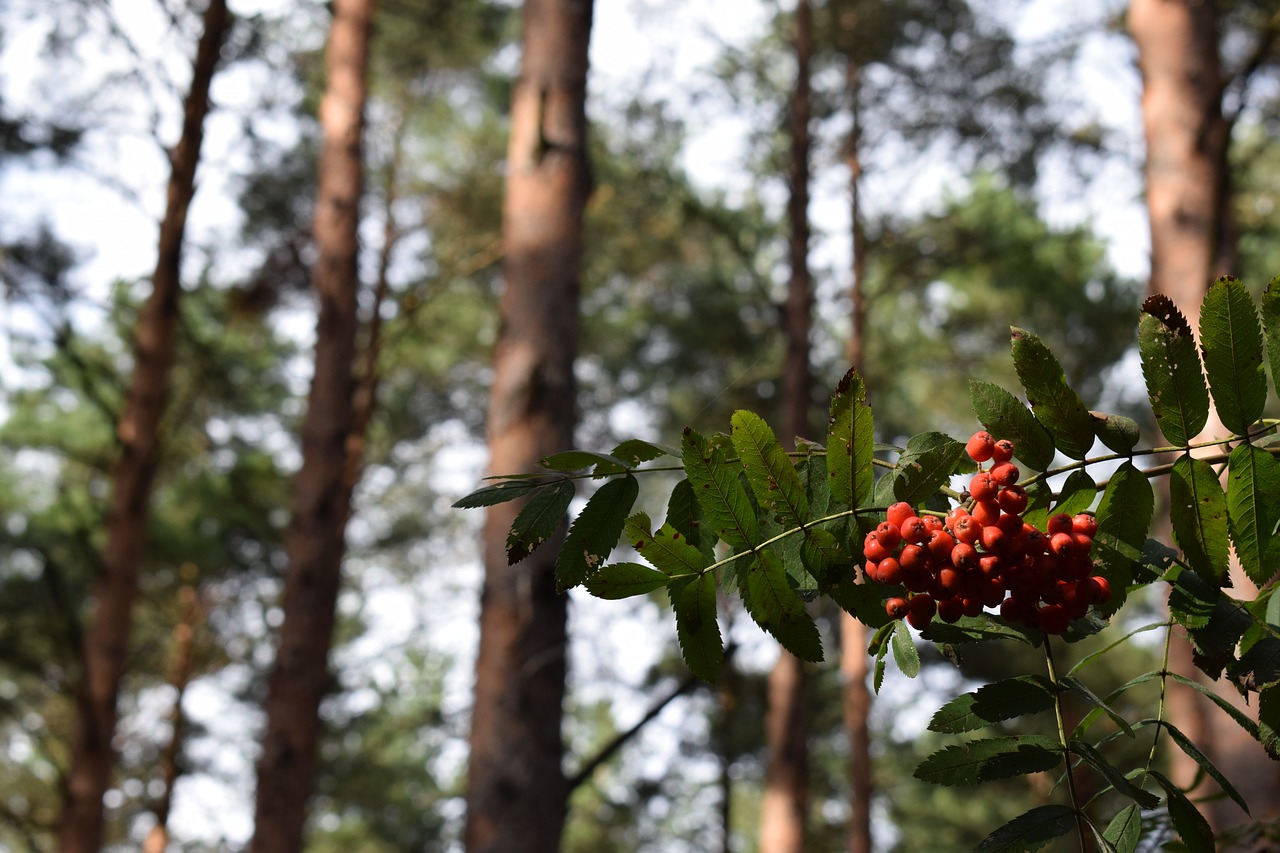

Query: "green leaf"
<box><xmin>827</xmin><ymin>577</ymin><xmax>893</xmax><ymax>629</ymax></box>
<box><xmin>1143</xmin><ymin>719</ymin><xmax>1249</xmax><ymax>813</ymax></box>
<box><xmin>1091</xmin><ymin>411</ymin><xmax>1141</xmax><ymax>453</ymax></box>
<box><xmin>730</xmin><ymin>409</ymin><xmax>809</xmax><ymax>527</ymax></box>
<box><xmin>1227</xmin><ymin>636</ymin><xmax>1280</xmax><ymax>694</ymax></box>
<box><xmin>453</xmin><ymin>478</ymin><xmax>544</xmax><ymax>509</ymax></box>
<box><xmin>1169</xmin><ymin>455</ymin><xmax>1230</xmax><ymax>583</ymax></box>
<box><xmin>674</xmin><ymin>571</ymin><xmax>722</xmax><ymax>682</ymax></box>
<box><xmin>1102</xmin><ymin>804</ymin><xmax>1142</xmax><ymax>853</ymax></box>
<box><xmin>922</xmin><ymin>614</ymin><xmax>1037</xmax><ymax>646</ymax></box>
<box><xmin>1259</xmin><ymin>683</ymin><xmax>1280</xmax><ymax>759</ymax></box>
<box><xmin>609</xmin><ymin>438</ymin><xmax>673</xmax><ymax>466</ymax></box>
<box><xmin>742</xmin><ymin>550</ymin><xmax>823</xmax><ymax>662</ymax></box>
<box><xmin>970</xmin><ymin>379</ymin><xmax>1057</xmax><ymax>472</ymax></box>
<box><xmin>1088</xmin><ymin>462</ymin><xmax>1152</xmax><ymax>615</ymax></box>
<box><xmin>1166</xmin><ymin>674</ymin><xmax>1259</xmax><ymax>740</ymax></box>
<box><xmin>1263</xmin><ymin>276</ymin><xmax>1280</xmax><ymax>400</ymax></box>
<box><xmin>584</xmin><ymin>562</ymin><xmax>673</xmax><ymax>599</ymax></box>
<box><xmin>681</xmin><ymin>428</ymin><xmax>760</xmax><ymax>550</ymax></box>
<box><xmin>555</xmin><ymin>475</ymin><xmax>639</xmax><ymax>592</ymax></box>
<box><xmin>913</xmin><ymin>735</ymin><xmax>1061</xmax><ymax>786</ymax></box>
<box><xmin>1199</xmin><ymin>276</ymin><xmax>1267</xmax><ymax>435</ymax></box>
<box><xmin>892</xmin><ymin>620</ymin><xmax>920</xmax><ymax>678</ymax></box>
<box><xmin>1138</xmin><ymin>295</ymin><xmax>1210</xmax><ymax>447</ymax></box>
<box><xmin>624</xmin><ymin>512</ymin><xmax>706</xmax><ymax>577</ymax></box>
<box><xmin>666</xmin><ymin>478</ymin><xmax>714</xmax><ymax>560</ymax></box>
<box><xmin>1051</xmin><ymin>470</ymin><xmax>1096</xmax><ymax>518</ymax></box>
<box><xmin>892</xmin><ymin>431</ymin><xmax>969</xmax><ymax>505</ymax></box>
<box><xmin>973</xmin><ymin>805</ymin><xmax>1078</xmax><ymax>853</ymax></box>
<box><xmin>1068</xmin><ymin>741</ymin><xmax>1159</xmax><ymax>808</ymax></box>
<box><xmin>1010</xmin><ymin>327</ymin><xmax>1096</xmax><ymax>460</ymax></box>
<box><xmin>928</xmin><ymin>675</ymin><xmax>1055</xmax><ymax>733</ymax></box>
<box><xmin>506</xmin><ymin>478</ymin><xmax>575</xmax><ymax>564</ymax></box>
<box><xmin>1226</xmin><ymin>443</ymin><xmax>1280</xmax><ymax>587</ymax></box>
<box><xmin>827</xmin><ymin>368</ymin><xmax>875</xmax><ymax>508</ymax></box>
<box><xmin>1150</xmin><ymin>770</ymin><xmax>1214</xmax><ymax>852</ymax></box>
<box><xmin>540</xmin><ymin>450</ymin><xmax>627</xmax><ymax>475</ymax></box>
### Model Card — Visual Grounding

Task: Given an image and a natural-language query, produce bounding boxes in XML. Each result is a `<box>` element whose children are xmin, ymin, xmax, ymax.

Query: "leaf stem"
<box><xmin>1141</xmin><ymin>619</ymin><xmax>1175</xmax><ymax>785</ymax></box>
<box><xmin>1045</xmin><ymin>640</ymin><xmax>1089</xmax><ymax>853</ymax></box>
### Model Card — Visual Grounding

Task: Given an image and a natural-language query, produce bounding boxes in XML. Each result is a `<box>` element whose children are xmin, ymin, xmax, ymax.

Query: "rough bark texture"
<box><xmin>762</xmin><ymin>5</ymin><xmax>814</xmax><ymax>851</ymax></box>
<box><xmin>463</xmin><ymin>2</ymin><xmax>592</xmax><ymax>851</ymax></box>
<box><xmin>1131</xmin><ymin>0</ymin><xmax>1280</xmax><ymax>832</ymax></box>
<box><xmin>55</xmin><ymin>3</ymin><xmax>229</xmax><ymax>849</ymax></box>
<box><xmin>249</xmin><ymin>1</ymin><xmax>371</xmax><ymax>849</ymax></box>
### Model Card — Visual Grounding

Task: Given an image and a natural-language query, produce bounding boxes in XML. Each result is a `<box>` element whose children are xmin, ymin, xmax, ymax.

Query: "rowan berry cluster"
<box><xmin>865</xmin><ymin>431</ymin><xmax>1111</xmax><ymax>634</ymax></box>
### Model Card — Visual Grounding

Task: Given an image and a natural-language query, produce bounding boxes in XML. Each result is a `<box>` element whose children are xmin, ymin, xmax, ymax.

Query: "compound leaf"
<box><xmin>624</xmin><ymin>512</ymin><xmax>706</xmax><ymax>577</ymax></box>
<box><xmin>674</xmin><ymin>571</ymin><xmax>722</xmax><ymax>682</ymax></box>
<box><xmin>891</xmin><ymin>431</ymin><xmax>968</xmax><ymax>505</ymax></box>
<box><xmin>730</xmin><ymin>409</ymin><xmax>809</xmax><ymax>528</ymax></box>
<box><xmin>1092</xmin><ymin>462</ymin><xmax>1153</xmax><ymax>614</ymax></box>
<box><xmin>682</xmin><ymin>427</ymin><xmax>759</xmax><ymax>550</ymax></box>
<box><xmin>828</xmin><ymin>368</ymin><xmax>875</xmax><ymax>508</ymax></box>
<box><xmin>742</xmin><ymin>550</ymin><xmax>823</xmax><ymax>662</ymax></box>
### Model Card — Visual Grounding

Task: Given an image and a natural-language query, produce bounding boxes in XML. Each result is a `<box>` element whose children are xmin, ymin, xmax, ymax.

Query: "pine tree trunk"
<box><xmin>762</xmin><ymin>4</ymin><xmax>813</xmax><ymax>850</ymax></box>
<box><xmin>249</xmin><ymin>1</ymin><xmax>372</xmax><ymax>849</ymax></box>
<box><xmin>56</xmin><ymin>3</ymin><xmax>229</xmax><ymax>849</ymax></box>
<box><xmin>464</xmin><ymin>1</ymin><xmax>592</xmax><ymax>851</ymax></box>
<box><xmin>1131</xmin><ymin>0</ymin><xmax>1280</xmax><ymax>832</ymax></box>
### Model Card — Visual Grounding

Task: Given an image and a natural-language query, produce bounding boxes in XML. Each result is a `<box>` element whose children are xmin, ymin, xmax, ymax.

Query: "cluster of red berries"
<box><xmin>864</xmin><ymin>431</ymin><xmax>1111</xmax><ymax>634</ymax></box>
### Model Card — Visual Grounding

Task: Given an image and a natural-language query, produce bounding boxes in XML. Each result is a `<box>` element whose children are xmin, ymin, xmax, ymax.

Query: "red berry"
<box><xmin>997</xmin><ymin>485</ymin><xmax>1029</xmax><ymax>515</ymax></box>
<box><xmin>980</xmin><ymin>525</ymin><xmax>1006</xmax><ymax>553</ymax></box>
<box><xmin>971</xmin><ymin>500</ymin><xmax>1001</xmax><ymax>527</ymax></box>
<box><xmin>878</xmin><ymin>557</ymin><xmax>904</xmax><ymax>586</ymax></box>
<box><xmin>886</xmin><ymin>597</ymin><xmax>909</xmax><ymax>619</ymax></box>
<box><xmin>978</xmin><ymin>554</ymin><xmax>1003</xmax><ymax>579</ymax></box>
<box><xmin>875</xmin><ymin>521</ymin><xmax>903</xmax><ymax>551</ymax></box>
<box><xmin>937</xmin><ymin>567</ymin><xmax>962</xmax><ymax>595</ymax></box>
<box><xmin>938</xmin><ymin>596</ymin><xmax>965</xmax><ymax>623</ymax></box>
<box><xmin>962</xmin><ymin>596</ymin><xmax>985</xmax><ymax>617</ymax></box>
<box><xmin>1088</xmin><ymin>575</ymin><xmax>1112</xmax><ymax>604</ymax></box>
<box><xmin>1047</xmin><ymin>513</ymin><xmax>1073</xmax><ymax>536</ymax></box>
<box><xmin>1072</xmin><ymin>513</ymin><xmax>1099</xmax><ymax>539</ymax></box>
<box><xmin>990</xmin><ymin>462</ymin><xmax>1020</xmax><ymax>487</ymax></box>
<box><xmin>999</xmin><ymin>597</ymin><xmax>1026</xmax><ymax>623</ymax></box>
<box><xmin>1037</xmin><ymin>604</ymin><xmax>1069</xmax><ymax>635</ymax></box>
<box><xmin>863</xmin><ymin>560</ymin><xmax>881</xmax><ymax>583</ymax></box>
<box><xmin>951</xmin><ymin>514</ymin><xmax>981</xmax><ymax>545</ymax></box>
<box><xmin>886</xmin><ymin>501</ymin><xmax>915</xmax><ymax>529</ymax></box>
<box><xmin>991</xmin><ymin>439</ymin><xmax>1016</xmax><ymax>464</ymax></box>
<box><xmin>899</xmin><ymin>544</ymin><xmax>928</xmax><ymax>572</ymax></box>
<box><xmin>863</xmin><ymin>532</ymin><xmax>893</xmax><ymax>563</ymax></box>
<box><xmin>995</xmin><ymin>512</ymin><xmax>1025</xmax><ymax>537</ymax></box>
<box><xmin>900</xmin><ymin>516</ymin><xmax>930</xmax><ymax>545</ymax></box>
<box><xmin>969</xmin><ymin>472</ymin><xmax>999</xmax><ymax>502</ymax></box>
<box><xmin>926</xmin><ymin>529</ymin><xmax>956</xmax><ymax>563</ymax></box>
<box><xmin>966</xmin><ymin>431</ymin><xmax>996</xmax><ymax>463</ymax></box>
<box><xmin>906</xmin><ymin>593</ymin><xmax>937</xmax><ymax>629</ymax></box>
<box><xmin>1050</xmin><ymin>531</ymin><xmax>1075</xmax><ymax>558</ymax></box>
<box><xmin>951</xmin><ymin>542</ymin><xmax>979</xmax><ymax>571</ymax></box>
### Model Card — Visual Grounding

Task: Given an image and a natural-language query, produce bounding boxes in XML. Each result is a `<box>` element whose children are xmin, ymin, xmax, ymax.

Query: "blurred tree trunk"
<box><xmin>1130</xmin><ymin>0</ymin><xmax>1280</xmax><ymax>832</ymax></box>
<box><xmin>55</xmin><ymin>2</ymin><xmax>229</xmax><ymax>849</ymax></box>
<box><xmin>249</xmin><ymin>0</ymin><xmax>372</xmax><ymax>849</ymax></box>
<box><xmin>762</xmin><ymin>3</ymin><xmax>813</xmax><ymax>851</ymax></box>
<box><xmin>464</xmin><ymin>1</ymin><xmax>593</xmax><ymax>851</ymax></box>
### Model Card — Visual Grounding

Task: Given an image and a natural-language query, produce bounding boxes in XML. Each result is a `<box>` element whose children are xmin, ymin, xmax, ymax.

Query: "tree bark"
<box><xmin>56</xmin><ymin>3</ymin><xmax>229</xmax><ymax>849</ymax></box>
<box><xmin>249</xmin><ymin>1</ymin><xmax>372</xmax><ymax>850</ymax></box>
<box><xmin>762</xmin><ymin>4</ymin><xmax>813</xmax><ymax>851</ymax></box>
<box><xmin>464</xmin><ymin>2</ymin><xmax>592</xmax><ymax>851</ymax></box>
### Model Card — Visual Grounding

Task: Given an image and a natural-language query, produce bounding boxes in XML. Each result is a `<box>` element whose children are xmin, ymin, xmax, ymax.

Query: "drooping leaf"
<box><xmin>1167</xmin><ymin>673</ymin><xmax>1260</xmax><ymax>740</ymax></box>
<box><xmin>681</xmin><ymin>427</ymin><xmax>759</xmax><ymax>550</ymax></box>
<box><xmin>1169</xmin><ymin>455</ymin><xmax>1230</xmax><ymax>584</ymax></box>
<box><xmin>1199</xmin><ymin>276</ymin><xmax>1267</xmax><ymax>435</ymax></box>
<box><xmin>1102</xmin><ymin>804</ymin><xmax>1142</xmax><ymax>853</ymax></box>
<box><xmin>666</xmin><ymin>478</ymin><xmax>714</xmax><ymax>560</ymax></box>
<box><xmin>624</xmin><ymin>512</ymin><xmax>706</xmax><ymax>577</ymax></box>
<box><xmin>741</xmin><ymin>550</ymin><xmax>823</xmax><ymax>662</ymax></box>
<box><xmin>730</xmin><ymin>409</ymin><xmax>809</xmax><ymax>527</ymax></box>
<box><xmin>892</xmin><ymin>620</ymin><xmax>920</xmax><ymax>678</ymax></box>
<box><xmin>584</xmin><ymin>562</ymin><xmax>673</xmax><ymax>599</ymax></box>
<box><xmin>1089</xmin><ymin>462</ymin><xmax>1152</xmax><ymax>614</ymax></box>
<box><xmin>1142</xmin><ymin>719</ymin><xmax>1249</xmax><ymax>813</ymax></box>
<box><xmin>973</xmin><ymin>805</ymin><xmax>1078</xmax><ymax>853</ymax></box>
<box><xmin>540</xmin><ymin>450</ymin><xmax>628</xmax><ymax>475</ymax></box>
<box><xmin>1263</xmin><ymin>276</ymin><xmax>1280</xmax><ymax>399</ymax></box>
<box><xmin>922</xmin><ymin>614</ymin><xmax>1037</xmax><ymax>646</ymax></box>
<box><xmin>555</xmin><ymin>475</ymin><xmax>639</xmax><ymax>591</ymax></box>
<box><xmin>1061</xmin><ymin>676</ymin><xmax>1134</xmax><ymax>738</ymax></box>
<box><xmin>1226</xmin><ymin>443</ymin><xmax>1280</xmax><ymax>586</ymax></box>
<box><xmin>1051</xmin><ymin>470</ymin><xmax>1096</xmax><ymax>518</ymax></box>
<box><xmin>674</xmin><ymin>571</ymin><xmax>722</xmax><ymax>682</ymax></box>
<box><xmin>609</xmin><ymin>438</ymin><xmax>673</xmax><ymax>466</ymax></box>
<box><xmin>1068</xmin><ymin>741</ymin><xmax>1159</xmax><ymax>808</ymax></box>
<box><xmin>453</xmin><ymin>478</ymin><xmax>545</xmax><ymax>509</ymax></box>
<box><xmin>1091</xmin><ymin>411</ymin><xmax>1140</xmax><ymax>453</ymax></box>
<box><xmin>928</xmin><ymin>675</ymin><xmax>1055</xmax><ymax>733</ymax></box>
<box><xmin>970</xmin><ymin>379</ymin><xmax>1056</xmax><ymax>472</ymax></box>
<box><xmin>1010</xmin><ymin>327</ymin><xmax>1095</xmax><ymax>460</ymax></box>
<box><xmin>913</xmin><ymin>735</ymin><xmax>1061</xmax><ymax>786</ymax></box>
<box><xmin>892</xmin><ymin>431</ymin><xmax>969</xmax><ymax>505</ymax></box>
<box><xmin>1150</xmin><ymin>770</ymin><xmax>1214</xmax><ymax>851</ymax></box>
<box><xmin>827</xmin><ymin>367</ymin><xmax>875</xmax><ymax>508</ymax></box>
<box><xmin>506</xmin><ymin>477</ymin><xmax>575</xmax><ymax>564</ymax></box>
<box><xmin>1138</xmin><ymin>295</ymin><xmax>1210</xmax><ymax>447</ymax></box>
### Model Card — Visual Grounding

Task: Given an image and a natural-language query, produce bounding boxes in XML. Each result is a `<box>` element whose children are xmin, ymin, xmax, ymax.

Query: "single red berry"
<box><xmin>863</xmin><ymin>532</ymin><xmax>893</xmax><ymax>563</ymax></box>
<box><xmin>980</xmin><ymin>524</ymin><xmax>1006</xmax><ymax>553</ymax></box>
<box><xmin>938</xmin><ymin>596</ymin><xmax>965</xmax><ymax>623</ymax></box>
<box><xmin>971</xmin><ymin>500</ymin><xmax>1001</xmax><ymax>527</ymax></box>
<box><xmin>874</xmin><ymin>521</ymin><xmax>903</xmax><ymax>551</ymax></box>
<box><xmin>990</xmin><ymin>462</ymin><xmax>1020</xmax><ymax>487</ymax></box>
<box><xmin>1037</xmin><ymin>603</ymin><xmax>1069</xmax><ymax>635</ymax></box>
<box><xmin>937</xmin><ymin>566</ymin><xmax>962</xmax><ymax>595</ymax></box>
<box><xmin>863</xmin><ymin>560</ymin><xmax>882</xmax><ymax>583</ymax></box>
<box><xmin>906</xmin><ymin>593</ymin><xmax>936</xmax><ymax>629</ymax></box>
<box><xmin>886</xmin><ymin>501</ymin><xmax>915</xmax><ymax>529</ymax></box>
<box><xmin>995</xmin><ymin>511</ymin><xmax>1025</xmax><ymax>537</ymax></box>
<box><xmin>926</xmin><ymin>529</ymin><xmax>956</xmax><ymax>563</ymax></box>
<box><xmin>962</xmin><ymin>596</ymin><xmax>985</xmax><ymax>617</ymax></box>
<box><xmin>1022</xmin><ymin>528</ymin><xmax>1049</xmax><ymax>557</ymax></box>
<box><xmin>979</xmin><ymin>554</ymin><xmax>1003</xmax><ymax>579</ymax></box>
<box><xmin>1071</xmin><ymin>513</ymin><xmax>1099</xmax><ymax>539</ymax></box>
<box><xmin>922</xmin><ymin>515</ymin><xmax>945</xmax><ymax>533</ymax></box>
<box><xmin>946</xmin><ymin>506</ymin><xmax>970</xmax><ymax>528</ymax></box>
<box><xmin>1072</xmin><ymin>531</ymin><xmax>1095</xmax><ymax>556</ymax></box>
<box><xmin>997</xmin><ymin>484</ymin><xmax>1029</xmax><ymax>515</ymax></box>
<box><xmin>999</xmin><ymin>597</ymin><xmax>1026</xmax><ymax>623</ymax></box>
<box><xmin>900</xmin><ymin>516</ymin><xmax>930</xmax><ymax>545</ymax></box>
<box><xmin>951</xmin><ymin>514</ymin><xmax>982</xmax><ymax>545</ymax></box>
<box><xmin>1050</xmin><ymin>531</ymin><xmax>1076</xmax><ymax>558</ymax></box>
<box><xmin>991</xmin><ymin>439</ymin><xmax>1016</xmax><ymax>464</ymax></box>
<box><xmin>969</xmin><ymin>472</ymin><xmax>999</xmax><ymax>502</ymax></box>
<box><xmin>951</xmin><ymin>542</ymin><xmax>979</xmax><ymax>571</ymax></box>
<box><xmin>878</xmin><ymin>557</ymin><xmax>904</xmax><ymax>586</ymax></box>
<box><xmin>1046</xmin><ymin>513</ymin><xmax>1073</xmax><ymax>536</ymax></box>
<box><xmin>885</xmin><ymin>597</ymin><xmax>909</xmax><ymax>619</ymax></box>
<box><xmin>981</xmin><ymin>580</ymin><xmax>1006</xmax><ymax>608</ymax></box>
<box><xmin>966</xmin><ymin>430</ymin><xmax>996</xmax><ymax>463</ymax></box>
<box><xmin>899</xmin><ymin>544</ymin><xmax>928</xmax><ymax>572</ymax></box>
<box><xmin>1088</xmin><ymin>575</ymin><xmax>1112</xmax><ymax>604</ymax></box>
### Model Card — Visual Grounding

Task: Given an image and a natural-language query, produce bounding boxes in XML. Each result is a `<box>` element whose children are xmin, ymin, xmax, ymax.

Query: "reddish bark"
<box><xmin>464</xmin><ymin>2</ymin><xmax>593</xmax><ymax>851</ymax></box>
<box><xmin>55</xmin><ymin>3</ymin><xmax>230</xmax><ymax>849</ymax></box>
<box><xmin>249</xmin><ymin>1</ymin><xmax>372</xmax><ymax>850</ymax></box>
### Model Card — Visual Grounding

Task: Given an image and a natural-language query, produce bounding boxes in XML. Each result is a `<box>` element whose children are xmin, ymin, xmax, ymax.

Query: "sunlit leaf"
<box><xmin>1199</xmin><ymin>276</ymin><xmax>1267</xmax><ymax>435</ymax></box>
<box><xmin>1169</xmin><ymin>455</ymin><xmax>1229</xmax><ymax>584</ymax></box>
<box><xmin>1226</xmin><ymin>443</ymin><xmax>1280</xmax><ymax>587</ymax></box>
<box><xmin>730</xmin><ymin>409</ymin><xmax>809</xmax><ymax>527</ymax></box>
<box><xmin>970</xmin><ymin>379</ymin><xmax>1057</xmax><ymax>472</ymax></box>
<box><xmin>892</xmin><ymin>620</ymin><xmax>920</xmax><ymax>677</ymax></box>
<box><xmin>1010</xmin><ymin>327</ymin><xmax>1095</xmax><ymax>460</ymax></box>
<box><xmin>891</xmin><ymin>431</ymin><xmax>968</xmax><ymax>505</ymax></box>
<box><xmin>827</xmin><ymin>367</ymin><xmax>875</xmax><ymax>508</ymax></box>
<box><xmin>1138</xmin><ymin>294</ymin><xmax>1209</xmax><ymax>446</ymax></box>
<box><xmin>1102</xmin><ymin>804</ymin><xmax>1141</xmax><ymax>853</ymax></box>
<box><xmin>681</xmin><ymin>427</ymin><xmax>759</xmax><ymax>550</ymax></box>
<box><xmin>1091</xmin><ymin>410</ymin><xmax>1140</xmax><ymax>453</ymax></box>
<box><xmin>624</xmin><ymin>512</ymin><xmax>706</xmax><ymax>577</ymax></box>
<box><xmin>1089</xmin><ymin>462</ymin><xmax>1152</xmax><ymax>615</ymax></box>
<box><xmin>453</xmin><ymin>478</ymin><xmax>544</xmax><ymax>509</ymax></box>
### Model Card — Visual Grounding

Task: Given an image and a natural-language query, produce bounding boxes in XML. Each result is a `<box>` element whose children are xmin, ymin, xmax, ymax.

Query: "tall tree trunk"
<box><xmin>464</xmin><ymin>1</ymin><xmax>592</xmax><ymax>851</ymax></box>
<box><xmin>842</xmin><ymin>45</ymin><xmax>875</xmax><ymax>853</ymax></box>
<box><xmin>762</xmin><ymin>4</ymin><xmax>813</xmax><ymax>851</ymax></box>
<box><xmin>249</xmin><ymin>1</ymin><xmax>372</xmax><ymax>849</ymax></box>
<box><xmin>1130</xmin><ymin>0</ymin><xmax>1280</xmax><ymax>832</ymax></box>
<box><xmin>56</xmin><ymin>3</ymin><xmax>229</xmax><ymax>849</ymax></box>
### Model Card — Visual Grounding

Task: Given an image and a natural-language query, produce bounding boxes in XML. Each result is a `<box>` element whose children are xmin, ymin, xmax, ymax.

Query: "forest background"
<box><xmin>1</xmin><ymin>0</ymin><xmax>1278</xmax><ymax>850</ymax></box>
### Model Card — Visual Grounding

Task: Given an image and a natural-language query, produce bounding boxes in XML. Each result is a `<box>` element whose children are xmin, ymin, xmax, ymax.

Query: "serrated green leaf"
<box><xmin>609</xmin><ymin>438</ymin><xmax>673</xmax><ymax>466</ymax></box>
<box><xmin>892</xmin><ymin>620</ymin><xmax>920</xmax><ymax>677</ymax></box>
<box><xmin>914</xmin><ymin>735</ymin><xmax>1061</xmax><ymax>786</ymax></box>
<box><xmin>1150</xmin><ymin>770</ymin><xmax>1214</xmax><ymax>852</ymax></box>
<box><xmin>1226</xmin><ymin>443</ymin><xmax>1280</xmax><ymax>587</ymax></box>
<box><xmin>453</xmin><ymin>478</ymin><xmax>544</xmax><ymax>509</ymax></box>
<box><xmin>827</xmin><ymin>577</ymin><xmax>893</xmax><ymax>629</ymax></box>
<box><xmin>1068</xmin><ymin>741</ymin><xmax>1159</xmax><ymax>808</ymax></box>
<box><xmin>892</xmin><ymin>431</ymin><xmax>968</xmax><ymax>504</ymax></box>
<box><xmin>1103</xmin><ymin>804</ymin><xmax>1142</xmax><ymax>853</ymax></box>
<box><xmin>1169</xmin><ymin>455</ymin><xmax>1230</xmax><ymax>583</ymax></box>
<box><xmin>1091</xmin><ymin>411</ymin><xmax>1141</xmax><ymax>453</ymax></box>
<box><xmin>1263</xmin><ymin>277</ymin><xmax>1280</xmax><ymax>399</ymax></box>
<box><xmin>1061</xmin><ymin>676</ymin><xmax>1134</xmax><ymax>738</ymax></box>
<box><xmin>1010</xmin><ymin>327</ymin><xmax>1096</xmax><ymax>460</ymax></box>
<box><xmin>506</xmin><ymin>478</ymin><xmax>575</xmax><ymax>564</ymax></box>
<box><xmin>874</xmin><ymin>657</ymin><xmax>887</xmax><ymax>693</ymax></box>
<box><xmin>1092</xmin><ymin>463</ymin><xmax>1153</xmax><ymax>615</ymax></box>
<box><xmin>1052</xmin><ymin>470</ymin><xmax>1096</xmax><ymax>518</ymax></box>
<box><xmin>1259</xmin><ymin>684</ymin><xmax>1280</xmax><ymax>759</ymax></box>
<box><xmin>973</xmin><ymin>804</ymin><xmax>1078</xmax><ymax>853</ymax></box>
<box><xmin>1142</xmin><ymin>719</ymin><xmax>1249</xmax><ymax>813</ymax></box>
<box><xmin>624</xmin><ymin>512</ymin><xmax>706</xmax><ymax>577</ymax></box>
<box><xmin>928</xmin><ymin>675</ymin><xmax>1055</xmax><ymax>733</ymax></box>
<box><xmin>742</xmin><ymin>550</ymin><xmax>823</xmax><ymax>662</ymax></box>
<box><xmin>922</xmin><ymin>614</ymin><xmax>1037</xmax><ymax>646</ymax></box>
<box><xmin>674</xmin><ymin>571</ymin><xmax>722</xmax><ymax>682</ymax></box>
<box><xmin>827</xmin><ymin>368</ymin><xmax>875</xmax><ymax>508</ymax></box>
<box><xmin>555</xmin><ymin>475</ymin><xmax>640</xmax><ymax>592</ymax></box>
<box><xmin>1227</xmin><ymin>636</ymin><xmax>1280</xmax><ymax>694</ymax></box>
<box><xmin>1139</xmin><ymin>295</ymin><xmax>1210</xmax><ymax>447</ymax></box>
<box><xmin>666</xmin><ymin>478</ymin><xmax>714</xmax><ymax>560</ymax></box>
<box><xmin>1200</xmin><ymin>276</ymin><xmax>1267</xmax><ymax>435</ymax></box>
<box><xmin>730</xmin><ymin>409</ymin><xmax>810</xmax><ymax>527</ymax></box>
<box><xmin>540</xmin><ymin>450</ymin><xmax>628</xmax><ymax>475</ymax></box>
<box><xmin>970</xmin><ymin>379</ymin><xmax>1058</xmax><ymax>472</ymax></box>
<box><xmin>1167</xmin><ymin>672</ymin><xmax>1260</xmax><ymax>740</ymax></box>
<box><xmin>800</xmin><ymin>527</ymin><xmax>843</xmax><ymax>587</ymax></box>
<box><xmin>682</xmin><ymin>428</ymin><xmax>759</xmax><ymax>550</ymax></box>
<box><xmin>584</xmin><ymin>562</ymin><xmax>673</xmax><ymax>599</ymax></box>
